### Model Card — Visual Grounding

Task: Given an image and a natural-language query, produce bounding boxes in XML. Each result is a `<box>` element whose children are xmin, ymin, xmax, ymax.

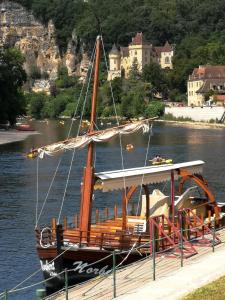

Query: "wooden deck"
<box><xmin>46</xmin><ymin>227</ymin><xmax>225</xmax><ymax>300</ymax></box>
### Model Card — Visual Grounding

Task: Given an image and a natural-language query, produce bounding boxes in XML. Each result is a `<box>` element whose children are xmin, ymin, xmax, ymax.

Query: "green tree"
<box><xmin>142</xmin><ymin>62</ymin><xmax>169</xmax><ymax>98</ymax></box>
<box><xmin>0</xmin><ymin>48</ymin><xmax>26</xmax><ymax>125</ymax></box>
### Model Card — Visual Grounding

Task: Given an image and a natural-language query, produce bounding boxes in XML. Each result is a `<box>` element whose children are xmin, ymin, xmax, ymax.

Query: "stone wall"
<box><xmin>165</xmin><ymin>107</ymin><xmax>225</xmax><ymax>122</ymax></box>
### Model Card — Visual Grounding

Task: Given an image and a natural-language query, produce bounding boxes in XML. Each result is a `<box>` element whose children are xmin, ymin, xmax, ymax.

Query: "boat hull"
<box><xmin>38</xmin><ymin>246</ymin><xmax>145</xmax><ymax>294</ymax></box>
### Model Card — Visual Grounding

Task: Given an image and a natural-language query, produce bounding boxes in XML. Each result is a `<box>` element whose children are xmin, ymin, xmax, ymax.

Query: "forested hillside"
<box><xmin>14</xmin><ymin>0</ymin><xmax>225</xmax><ymax>94</ymax></box>
<box><xmin>5</xmin><ymin>0</ymin><xmax>225</xmax><ymax>123</ymax></box>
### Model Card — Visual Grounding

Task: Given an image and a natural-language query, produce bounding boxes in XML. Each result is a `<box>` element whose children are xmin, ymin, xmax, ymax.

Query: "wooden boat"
<box><xmin>16</xmin><ymin>124</ymin><xmax>34</xmax><ymax>131</ymax></box>
<box><xmin>28</xmin><ymin>36</ymin><xmax>225</xmax><ymax>294</ymax></box>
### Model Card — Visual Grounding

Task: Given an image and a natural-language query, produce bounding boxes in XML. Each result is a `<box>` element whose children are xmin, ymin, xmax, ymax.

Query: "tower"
<box><xmin>107</xmin><ymin>44</ymin><xmax>121</xmax><ymax>81</ymax></box>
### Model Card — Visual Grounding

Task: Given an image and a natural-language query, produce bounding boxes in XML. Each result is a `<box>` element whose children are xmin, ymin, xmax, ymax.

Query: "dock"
<box><xmin>46</xmin><ymin>227</ymin><xmax>225</xmax><ymax>300</ymax></box>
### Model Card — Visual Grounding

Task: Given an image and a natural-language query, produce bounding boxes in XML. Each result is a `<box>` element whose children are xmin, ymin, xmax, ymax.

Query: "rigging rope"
<box><xmin>57</xmin><ymin>43</ymin><xmax>97</xmax><ymax>224</ymax></box>
<box><xmin>136</xmin><ymin>124</ymin><xmax>153</xmax><ymax>216</ymax></box>
<box><xmin>35</xmin><ymin>40</ymin><xmax>97</xmax><ymax>227</ymax></box>
<box><xmin>100</xmin><ymin>36</ymin><xmax>129</xmax><ymax>220</ymax></box>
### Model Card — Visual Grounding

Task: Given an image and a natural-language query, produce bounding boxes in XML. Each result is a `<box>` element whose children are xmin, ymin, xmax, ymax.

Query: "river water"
<box><xmin>0</xmin><ymin>120</ymin><xmax>225</xmax><ymax>299</ymax></box>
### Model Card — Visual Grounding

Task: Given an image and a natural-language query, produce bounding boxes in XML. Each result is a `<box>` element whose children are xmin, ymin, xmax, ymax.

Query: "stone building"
<box><xmin>108</xmin><ymin>32</ymin><xmax>174</xmax><ymax>81</ymax></box>
<box><xmin>187</xmin><ymin>65</ymin><xmax>225</xmax><ymax>106</ymax></box>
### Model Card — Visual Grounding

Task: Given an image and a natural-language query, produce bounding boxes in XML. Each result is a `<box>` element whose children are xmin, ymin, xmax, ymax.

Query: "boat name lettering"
<box><xmin>40</xmin><ymin>260</ymin><xmax>57</xmax><ymax>277</ymax></box>
<box><xmin>72</xmin><ymin>261</ymin><xmax>111</xmax><ymax>275</ymax></box>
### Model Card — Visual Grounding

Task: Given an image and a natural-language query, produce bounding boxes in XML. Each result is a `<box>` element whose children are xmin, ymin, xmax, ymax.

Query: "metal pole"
<box><xmin>65</xmin><ymin>269</ymin><xmax>68</xmax><ymax>300</ymax></box>
<box><xmin>212</xmin><ymin>217</ymin><xmax>216</xmax><ymax>253</ymax></box>
<box><xmin>152</xmin><ymin>223</ymin><xmax>156</xmax><ymax>281</ymax></box>
<box><xmin>180</xmin><ymin>212</ymin><xmax>184</xmax><ymax>267</ymax></box>
<box><xmin>4</xmin><ymin>290</ymin><xmax>8</xmax><ymax>300</ymax></box>
<box><xmin>113</xmin><ymin>250</ymin><xmax>116</xmax><ymax>298</ymax></box>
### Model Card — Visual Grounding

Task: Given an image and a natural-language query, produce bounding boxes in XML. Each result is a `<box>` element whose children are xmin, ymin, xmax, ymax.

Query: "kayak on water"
<box><xmin>150</xmin><ymin>159</ymin><xmax>173</xmax><ymax>165</ymax></box>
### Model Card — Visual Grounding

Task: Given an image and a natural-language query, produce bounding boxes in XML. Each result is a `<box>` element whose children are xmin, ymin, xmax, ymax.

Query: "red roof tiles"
<box><xmin>130</xmin><ymin>32</ymin><xmax>148</xmax><ymax>45</ymax></box>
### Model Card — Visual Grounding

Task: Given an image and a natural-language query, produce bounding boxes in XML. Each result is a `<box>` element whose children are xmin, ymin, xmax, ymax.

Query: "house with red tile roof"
<box><xmin>188</xmin><ymin>65</ymin><xmax>225</xmax><ymax>106</ymax></box>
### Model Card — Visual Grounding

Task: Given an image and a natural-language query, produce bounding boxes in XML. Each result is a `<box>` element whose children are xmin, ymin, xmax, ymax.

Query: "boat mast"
<box><xmin>79</xmin><ymin>36</ymin><xmax>101</xmax><ymax>238</ymax></box>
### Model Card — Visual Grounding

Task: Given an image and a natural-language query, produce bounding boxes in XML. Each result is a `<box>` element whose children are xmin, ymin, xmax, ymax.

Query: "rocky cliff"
<box><xmin>0</xmin><ymin>1</ymin><xmax>88</xmax><ymax>81</ymax></box>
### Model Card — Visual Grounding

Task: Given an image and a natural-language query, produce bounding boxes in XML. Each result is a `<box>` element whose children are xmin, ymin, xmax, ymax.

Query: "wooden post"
<box><xmin>52</xmin><ymin>218</ymin><xmax>57</xmax><ymax>240</ymax></box>
<box><xmin>143</xmin><ymin>185</ymin><xmax>150</xmax><ymax>232</ymax></box>
<box><xmin>114</xmin><ymin>205</ymin><xmax>117</xmax><ymax>220</ymax></box>
<box><xmin>56</xmin><ymin>224</ymin><xmax>63</xmax><ymax>253</ymax></box>
<box><xmin>95</xmin><ymin>209</ymin><xmax>99</xmax><ymax>223</ymax></box>
<box><xmin>122</xmin><ymin>189</ymin><xmax>127</xmax><ymax>231</ymax></box>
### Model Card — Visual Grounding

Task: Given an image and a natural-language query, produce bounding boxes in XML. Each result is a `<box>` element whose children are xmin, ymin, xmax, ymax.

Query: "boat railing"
<box><xmin>35</xmin><ymin>224</ymin><xmax>150</xmax><ymax>251</ymax></box>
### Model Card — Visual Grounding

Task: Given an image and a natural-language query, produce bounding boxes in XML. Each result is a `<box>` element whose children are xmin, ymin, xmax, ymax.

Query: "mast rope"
<box><xmin>136</xmin><ymin>123</ymin><xmax>153</xmax><ymax>216</ymax></box>
<box><xmin>101</xmin><ymin>36</ymin><xmax>154</xmax><ymax>224</ymax></box>
<box><xmin>35</xmin><ymin>40</ymin><xmax>97</xmax><ymax>227</ymax></box>
<box><xmin>100</xmin><ymin>36</ymin><xmax>129</xmax><ymax>221</ymax></box>
<box><xmin>57</xmin><ymin>43</ymin><xmax>97</xmax><ymax>224</ymax></box>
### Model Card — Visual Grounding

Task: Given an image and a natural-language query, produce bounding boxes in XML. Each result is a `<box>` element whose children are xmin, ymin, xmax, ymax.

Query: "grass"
<box><xmin>182</xmin><ymin>275</ymin><xmax>225</xmax><ymax>300</ymax></box>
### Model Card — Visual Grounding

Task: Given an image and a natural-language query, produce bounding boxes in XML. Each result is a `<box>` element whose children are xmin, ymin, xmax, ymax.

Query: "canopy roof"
<box><xmin>95</xmin><ymin>160</ymin><xmax>204</xmax><ymax>192</ymax></box>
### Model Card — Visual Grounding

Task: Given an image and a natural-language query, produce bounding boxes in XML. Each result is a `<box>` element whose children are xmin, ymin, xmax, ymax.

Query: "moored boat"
<box><xmin>16</xmin><ymin>124</ymin><xmax>34</xmax><ymax>131</ymax></box>
<box><xmin>28</xmin><ymin>36</ymin><xmax>225</xmax><ymax>294</ymax></box>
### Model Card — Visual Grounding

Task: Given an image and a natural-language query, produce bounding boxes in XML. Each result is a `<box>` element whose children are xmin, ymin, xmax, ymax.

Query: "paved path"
<box><xmin>119</xmin><ymin>239</ymin><xmax>225</xmax><ymax>300</ymax></box>
<box><xmin>48</xmin><ymin>228</ymin><xmax>225</xmax><ymax>300</ymax></box>
<box><xmin>0</xmin><ymin>130</ymin><xmax>39</xmax><ymax>145</ymax></box>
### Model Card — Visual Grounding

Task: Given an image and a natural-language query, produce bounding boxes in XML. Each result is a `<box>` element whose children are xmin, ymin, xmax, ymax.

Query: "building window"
<box><xmin>145</xmin><ymin>57</ymin><xmax>147</xmax><ymax>62</ymax></box>
<box><xmin>165</xmin><ymin>57</ymin><xmax>170</xmax><ymax>64</ymax></box>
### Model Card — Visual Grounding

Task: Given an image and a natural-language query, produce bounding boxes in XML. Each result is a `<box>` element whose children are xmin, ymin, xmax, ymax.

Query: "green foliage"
<box><xmin>142</xmin><ymin>62</ymin><xmax>169</xmax><ymax>98</ymax></box>
<box><xmin>163</xmin><ymin>113</ymin><xmax>193</xmax><ymax>122</ymax></box>
<box><xmin>145</xmin><ymin>101</ymin><xmax>165</xmax><ymax>118</ymax></box>
<box><xmin>0</xmin><ymin>48</ymin><xmax>27</xmax><ymax>125</ymax></box>
<box><xmin>182</xmin><ymin>275</ymin><xmax>225</xmax><ymax>300</ymax></box>
<box><xmin>55</xmin><ymin>65</ymin><xmax>77</xmax><ymax>88</ymax></box>
<box><xmin>27</xmin><ymin>92</ymin><xmax>48</xmax><ymax>119</ymax></box>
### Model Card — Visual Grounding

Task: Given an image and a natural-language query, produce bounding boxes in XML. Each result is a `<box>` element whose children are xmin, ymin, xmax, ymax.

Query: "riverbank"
<box><xmin>0</xmin><ymin>129</ymin><xmax>39</xmax><ymax>145</ymax></box>
<box><xmin>158</xmin><ymin>119</ymin><xmax>225</xmax><ymax>129</ymax></box>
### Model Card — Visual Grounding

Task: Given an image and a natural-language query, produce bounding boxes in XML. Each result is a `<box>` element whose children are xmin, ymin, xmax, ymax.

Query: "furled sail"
<box><xmin>28</xmin><ymin>118</ymin><xmax>156</xmax><ymax>159</ymax></box>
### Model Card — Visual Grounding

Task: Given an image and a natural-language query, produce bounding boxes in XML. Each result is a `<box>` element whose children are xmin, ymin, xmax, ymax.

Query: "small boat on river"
<box><xmin>16</xmin><ymin>123</ymin><xmax>34</xmax><ymax>131</ymax></box>
<box><xmin>28</xmin><ymin>36</ymin><xmax>225</xmax><ymax>294</ymax></box>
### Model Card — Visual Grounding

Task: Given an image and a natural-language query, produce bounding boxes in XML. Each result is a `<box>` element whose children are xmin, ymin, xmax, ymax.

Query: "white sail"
<box><xmin>35</xmin><ymin>119</ymin><xmax>154</xmax><ymax>159</ymax></box>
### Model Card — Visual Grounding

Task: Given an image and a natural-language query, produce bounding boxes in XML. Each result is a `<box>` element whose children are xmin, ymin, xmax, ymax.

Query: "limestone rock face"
<box><xmin>0</xmin><ymin>1</ymin><xmax>85</xmax><ymax>81</ymax></box>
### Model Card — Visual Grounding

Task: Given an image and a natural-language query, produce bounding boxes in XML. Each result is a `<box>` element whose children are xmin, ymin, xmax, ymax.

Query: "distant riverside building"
<box><xmin>188</xmin><ymin>65</ymin><xmax>225</xmax><ymax>106</ymax></box>
<box><xmin>107</xmin><ymin>32</ymin><xmax>174</xmax><ymax>81</ymax></box>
